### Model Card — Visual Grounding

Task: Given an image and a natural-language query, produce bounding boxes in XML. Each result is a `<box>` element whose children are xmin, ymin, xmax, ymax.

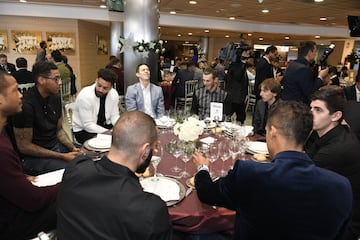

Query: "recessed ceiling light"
<box><xmin>261</xmin><ymin>9</ymin><xmax>269</xmax><ymax>13</ymax></box>
<box><xmin>259</xmin><ymin>37</ymin><xmax>264</xmax><ymax>41</ymax></box>
<box><xmin>204</xmin><ymin>29</ymin><xmax>210</xmax><ymax>33</ymax></box>
<box><xmin>170</xmin><ymin>11</ymin><xmax>177</xmax><ymax>14</ymax></box>
<box><xmin>315</xmin><ymin>35</ymin><xmax>321</xmax><ymax>39</ymax></box>
<box><xmin>314</xmin><ymin>0</ymin><xmax>324</xmax><ymax>2</ymax></box>
<box><xmin>19</xmin><ymin>0</ymin><xmax>27</xmax><ymax>2</ymax></box>
<box><xmin>177</xmin><ymin>34</ymin><xmax>182</xmax><ymax>37</ymax></box>
<box><xmin>189</xmin><ymin>1</ymin><xmax>197</xmax><ymax>4</ymax></box>
<box><xmin>188</xmin><ymin>32</ymin><xmax>193</xmax><ymax>35</ymax></box>
<box><xmin>158</xmin><ymin>26</ymin><xmax>161</xmax><ymax>29</ymax></box>
<box><xmin>229</xmin><ymin>17</ymin><xmax>236</xmax><ymax>20</ymax></box>
<box><xmin>225</xmin><ymin>35</ymin><xmax>230</xmax><ymax>38</ymax></box>
<box><xmin>320</xmin><ymin>17</ymin><xmax>327</xmax><ymax>21</ymax></box>
<box><xmin>284</xmin><ymin>36</ymin><xmax>290</xmax><ymax>40</ymax></box>
<box><xmin>248</xmin><ymin>33</ymin><xmax>253</xmax><ymax>36</ymax></box>
<box><xmin>185</xmin><ymin>41</ymin><xmax>189</xmax><ymax>44</ymax></box>
<box><xmin>99</xmin><ymin>4</ymin><xmax>107</xmax><ymax>8</ymax></box>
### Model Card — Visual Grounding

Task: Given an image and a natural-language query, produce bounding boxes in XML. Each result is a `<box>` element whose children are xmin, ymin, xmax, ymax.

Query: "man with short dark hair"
<box><xmin>13</xmin><ymin>61</ymin><xmax>79</xmax><ymax>175</ymax></box>
<box><xmin>12</xmin><ymin>57</ymin><xmax>34</xmax><ymax>84</ymax></box>
<box><xmin>57</xmin><ymin>111</ymin><xmax>173</xmax><ymax>239</ymax></box>
<box><xmin>254</xmin><ymin>45</ymin><xmax>278</xmax><ymax>99</ymax></box>
<box><xmin>72</xmin><ymin>68</ymin><xmax>120</xmax><ymax>144</ymax></box>
<box><xmin>281</xmin><ymin>41</ymin><xmax>328</xmax><ymax>104</ymax></box>
<box><xmin>0</xmin><ymin>54</ymin><xmax>16</xmax><ymax>74</ymax></box>
<box><xmin>35</xmin><ymin>40</ymin><xmax>47</xmax><ymax>63</ymax></box>
<box><xmin>0</xmin><ymin>71</ymin><xmax>58</xmax><ymax>239</ymax></box>
<box><xmin>193</xmin><ymin>100</ymin><xmax>353</xmax><ymax>239</ymax></box>
<box><xmin>344</xmin><ymin>73</ymin><xmax>360</xmax><ymax>102</ymax></box>
<box><xmin>190</xmin><ymin>68</ymin><xmax>227</xmax><ymax>119</ymax></box>
<box><xmin>305</xmin><ymin>86</ymin><xmax>360</xmax><ymax>239</ymax></box>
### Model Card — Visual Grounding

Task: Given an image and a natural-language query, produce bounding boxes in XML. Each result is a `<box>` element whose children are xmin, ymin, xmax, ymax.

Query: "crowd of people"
<box><xmin>0</xmin><ymin>39</ymin><xmax>360</xmax><ymax>240</ymax></box>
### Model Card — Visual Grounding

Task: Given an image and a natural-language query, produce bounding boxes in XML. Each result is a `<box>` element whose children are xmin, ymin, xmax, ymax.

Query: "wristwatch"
<box><xmin>197</xmin><ymin>164</ymin><xmax>209</xmax><ymax>172</ymax></box>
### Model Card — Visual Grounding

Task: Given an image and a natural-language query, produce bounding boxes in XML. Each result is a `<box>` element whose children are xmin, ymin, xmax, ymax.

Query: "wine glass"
<box><xmin>204</xmin><ymin>118</ymin><xmax>211</xmax><ymax>133</ymax></box>
<box><xmin>171</xmin><ymin>140</ymin><xmax>182</xmax><ymax>173</ymax></box>
<box><xmin>151</xmin><ymin>145</ymin><xmax>163</xmax><ymax>181</ymax></box>
<box><xmin>219</xmin><ymin>140</ymin><xmax>230</xmax><ymax>176</ymax></box>
<box><xmin>206</xmin><ymin>144</ymin><xmax>219</xmax><ymax>178</ymax></box>
<box><xmin>179</xmin><ymin>142</ymin><xmax>195</xmax><ymax>178</ymax></box>
<box><xmin>229</xmin><ymin>139</ymin><xmax>239</xmax><ymax>168</ymax></box>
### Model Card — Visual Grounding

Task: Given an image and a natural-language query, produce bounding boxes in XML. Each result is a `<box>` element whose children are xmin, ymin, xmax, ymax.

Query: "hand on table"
<box><xmin>192</xmin><ymin>152</ymin><xmax>210</xmax><ymax>169</ymax></box>
<box><xmin>62</xmin><ymin>151</ymin><xmax>81</xmax><ymax>162</ymax></box>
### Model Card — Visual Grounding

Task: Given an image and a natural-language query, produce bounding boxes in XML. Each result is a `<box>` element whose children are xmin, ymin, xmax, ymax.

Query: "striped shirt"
<box><xmin>190</xmin><ymin>87</ymin><xmax>227</xmax><ymax>119</ymax></box>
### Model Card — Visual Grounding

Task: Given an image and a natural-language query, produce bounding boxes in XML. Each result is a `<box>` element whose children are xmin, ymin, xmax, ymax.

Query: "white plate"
<box><xmin>203</xmin><ymin>121</ymin><xmax>217</xmax><ymax>129</ymax></box>
<box><xmin>87</xmin><ymin>138</ymin><xmax>111</xmax><ymax>149</ymax></box>
<box><xmin>140</xmin><ymin>176</ymin><xmax>185</xmax><ymax>206</ymax></box>
<box><xmin>247</xmin><ymin>141</ymin><xmax>269</xmax><ymax>154</ymax></box>
<box><xmin>155</xmin><ymin>118</ymin><xmax>176</xmax><ymax>128</ymax></box>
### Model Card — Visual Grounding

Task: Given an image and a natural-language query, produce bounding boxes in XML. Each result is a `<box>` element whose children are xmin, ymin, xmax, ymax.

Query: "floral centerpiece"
<box><xmin>173</xmin><ymin>117</ymin><xmax>205</xmax><ymax>142</ymax></box>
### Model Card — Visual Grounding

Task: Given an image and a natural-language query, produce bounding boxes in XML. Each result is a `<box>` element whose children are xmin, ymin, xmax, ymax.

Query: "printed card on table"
<box><xmin>210</xmin><ymin>102</ymin><xmax>223</xmax><ymax>121</ymax></box>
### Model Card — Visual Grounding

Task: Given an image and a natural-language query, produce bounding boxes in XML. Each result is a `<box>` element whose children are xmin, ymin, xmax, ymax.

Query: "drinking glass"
<box><xmin>219</xmin><ymin>140</ymin><xmax>231</xmax><ymax>176</ymax></box>
<box><xmin>206</xmin><ymin>144</ymin><xmax>219</xmax><ymax>178</ymax></box>
<box><xmin>180</xmin><ymin>142</ymin><xmax>195</xmax><ymax>178</ymax></box>
<box><xmin>229</xmin><ymin>139</ymin><xmax>239</xmax><ymax>168</ymax></box>
<box><xmin>171</xmin><ymin>140</ymin><xmax>182</xmax><ymax>173</ymax></box>
<box><xmin>151</xmin><ymin>145</ymin><xmax>163</xmax><ymax>180</ymax></box>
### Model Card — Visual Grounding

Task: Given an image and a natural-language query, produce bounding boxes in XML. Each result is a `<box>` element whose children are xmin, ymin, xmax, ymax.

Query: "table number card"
<box><xmin>210</xmin><ymin>102</ymin><xmax>223</xmax><ymax>121</ymax></box>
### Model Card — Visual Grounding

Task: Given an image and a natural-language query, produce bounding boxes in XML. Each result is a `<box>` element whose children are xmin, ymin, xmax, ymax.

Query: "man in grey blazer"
<box><xmin>126</xmin><ymin>63</ymin><xmax>165</xmax><ymax>119</ymax></box>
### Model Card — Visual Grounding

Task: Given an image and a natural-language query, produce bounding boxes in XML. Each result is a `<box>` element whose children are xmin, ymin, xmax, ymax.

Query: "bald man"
<box><xmin>57</xmin><ymin>111</ymin><xmax>173</xmax><ymax>239</ymax></box>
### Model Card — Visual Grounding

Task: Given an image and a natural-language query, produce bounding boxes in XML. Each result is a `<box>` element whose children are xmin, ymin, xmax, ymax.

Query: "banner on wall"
<box><xmin>11</xmin><ymin>30</ymin><xmax>41</xmax><ymax>54</ymax></box>
<box><xmin>46</xmin><ymin>32</ymin><xmax>75</xmax><ymax>55</ymax></box>
<box><xmin>0</xmin><ymin>30</ymin><xmax>8</xmax><ymax>53</ymax></box>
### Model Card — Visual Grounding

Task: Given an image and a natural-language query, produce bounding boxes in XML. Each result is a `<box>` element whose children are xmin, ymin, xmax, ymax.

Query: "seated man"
<box><xmin>57</xmin><ymin>111</ymin><xmax>173</xmax><ymax>239</ymax></box>
<box><xmin>193</xmin><ymin>101</ymin><xmax>352</xmax><ymax>239</ymax></box>
<box><xmin>190</xmin><ymin>68</ymin><xmax>227</xmax><ymax>119</ymax></box>
<box><xmin>344</xmin><ymin>73</ymin><xmax>360</xmax><ymax>102</ymax></box>
<box><xmin>172</xmin><ymin>61</ymin><xmax>196</xmax><ymax>98</ymax></box>
<box><xmin>253</xmin><ymin>78</ymin><xmax>281</xmax><ymax>136</ymax></box>
<box><xmin>72</xmin><ymin>68</ymin><xmax>119</xmax><ymax>144</ymax></box>
<box><xmin>12</xmin><ymin>57</ymin><xmax>34</xmax><ymax>84</ymax></box>
<box><xmin>13</xmin><ymin>61</ymin><xmax>79</xmax><ymax>175</ymax></box>
<box><xmin>0</xmin><ymin>72</ymin><xmax>58</xmax><ymax>239</ymax></box>
<box><xmin>126</xmin><ymin>63</ymin><xmax>165</xmax><ymax>119</ymax></box>
<box><xmin>305</xmin><ymin>86</ymin><xmax>360</xmax><ymax>239</ymax></box>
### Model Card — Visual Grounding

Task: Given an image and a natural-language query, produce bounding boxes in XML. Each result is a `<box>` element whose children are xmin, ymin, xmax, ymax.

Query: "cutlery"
<box><xmin>164</xmin><ymin>174</ymin><xmax>182</xmax><ymax>179</ymax></box>
<box><xmin>185</xmin><ymin>187</ymin><xmax>193</xmax><ymax>197</ymax></box>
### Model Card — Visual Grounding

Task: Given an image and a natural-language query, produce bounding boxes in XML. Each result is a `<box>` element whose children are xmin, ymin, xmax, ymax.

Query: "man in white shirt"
<box><xmin>125</xmin><ymin>63</ymin><xmax>165</xmax><ymax>119</ymax></box>
<box><xmin>72</xmin><ymin>69</ymin><xmax>120</xmax><ymax>144</ymax></box>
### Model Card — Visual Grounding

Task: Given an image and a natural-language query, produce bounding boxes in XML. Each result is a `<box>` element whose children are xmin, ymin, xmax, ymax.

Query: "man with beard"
<box><xmin>72</xmin><ymin>68</ymin><xmax>120</xmax><ymax>144</ymax></box>
<box><xmin>57</xmin><ymin>111</ymin><xmax>173</xmax><ymax>240</ymax></box>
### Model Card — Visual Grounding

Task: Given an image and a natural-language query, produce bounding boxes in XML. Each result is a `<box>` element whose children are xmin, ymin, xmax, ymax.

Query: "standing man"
<box><xmin>281</xmin><ymin>41</ymin><xmax>328</xmax><ymax>105</ymax></box>
<box><xmin>0</xmin><ymin>54</ymin><xmax>16</xmax><ymax>74</ymax></box>
<box><xmin>190</xmin><ymin>68</ymin><xmax>227</xmax><ymax>120</ymax></box>
<box><xmin>72</xmin><ymin>68</ymin><xmax>120</xmax><ymax>144</ymax></box>
<box><xmin>13</xmin><ymin>61</ymin><xmax>79</xmax><ymax>175</ymax></box>
<box><xmin>0</xmin><ymin>72</ymin><xmax>58</xmax><ymax>239</ymax></box>
<box><xmin>35</xmin><ymin>40</ymin><xmax>47</xmax><ymax>63</ymax></box>
<box><xmin>305</xmin><ymin>86</ymin><xmax>360</xmax><ymax>239</ymax></box>
<box><xmin>126</xmin><ymin>63</ymin><xmax>165</xmax><ymax>119</ymax></box>
<box><xmin>254</xmin><ymin>45</ymin><xmax>278</xmax><ymax>99</ymax></box>
<box><xmin>57</xmin><ymin>111</ymin><xmax>173</xmax><ymax>239</ymax></box>
<box><xmin>193</xmin><ymin>101</ymin><xmax>352</xmax><ymax>239</ymax></box>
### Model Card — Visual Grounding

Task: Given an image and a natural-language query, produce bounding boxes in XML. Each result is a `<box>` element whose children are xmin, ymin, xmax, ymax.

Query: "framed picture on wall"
<box><xmin>0</xmin><ymin>30</ymin><xmax>8</xmax><ymax>53</ymax></box>
<box><xmin>46</xmin><ymin>32</ymin><xmax>75</xmax><ymax>55</ymax></box>
<box><xmin>11</xmin><ymin>30</ymin><xmax>41</xmax><ymax>54</ymax></box>
<box><xmin>96</xmin><ymin>35</ymin><xmax>108</xmax><ymax>55</ymax></box>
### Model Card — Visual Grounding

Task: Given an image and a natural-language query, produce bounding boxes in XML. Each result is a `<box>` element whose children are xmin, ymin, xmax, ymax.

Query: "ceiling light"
<box><xmin>170</xmin><ymin>11</ymin><xmax>177</xmax><ymax>14</ymax></box>
<box><xmin>320</xmin><ymin>17</ymin><xmax>327</xmax><ymax>21</ymax></box>
<box><xmin>177</xmin><ymin>34</ymin><xmax>182</xmax><ymax>37</ymax></box>
<box><xmin>229</xmin><ymin>17</ymin><xmax>236</xmax><ymax>20</ymax></box>
<box><xmin>314</xmin><ymin>0</ymin><xmax>324</xmax><ymax>2</ymax></box>
<box><xmin>284</xmin><ymin>36</ymin><xmax>290</xmax><ymax>40</ymax></box>
<box><xmin>261</xmin><ymin>9</ymin><xmax>269</xmax><ymax>13</ymax></box>
<box><xmin>19</xmin><ymin>0</ymin><xmax>27</xmax><ymax>2</ymax></box>
<box><xmin>185</xmin><ymin>41</ymin><xmax>189</xmax><ymax>44</ymax></box>
<box><xmin>225</xmin><ymin>35</ymin><xmax>230</xmax><ymax>38</ymax></box>
<box><xmin>204</xmin><ymin>29</ymin><xmax>210</xmax><ymax>33</ymax></box>
<box><xmin>189</xmin><ymin>1</ymin><xmax>197</xmax><ymax>4</ymax></box>
<box><xmin>259</xmin><ymin>37</ymin><xmax>264</xmax><ymax>41</ymax></box>
<box><xmin>188</xmin><ymin>32</ymin><xmax>193</xmax><ymax>35</ymax></box>
<box><xmin>248</xmin><ymin>33</ymin><xmax>253</xmax><ymax>36</ymax></box>
<box><xmin>99</xmin><ymin>4</ymin><xmax>107</xmax><ymax>8</ymax></box>
<box><xmin>315</xmin><ymin>35</ymin><xmax>321</xmax><ymax>39</ymax></box>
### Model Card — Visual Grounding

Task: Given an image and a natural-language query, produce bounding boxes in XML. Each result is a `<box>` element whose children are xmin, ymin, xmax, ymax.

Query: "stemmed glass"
<box><xmin>219</xmin><ymin>140</ymin><xmax>230</xmax><ymax>176</ymax></box>
<box><xmin>151</xmin><ymin>145</ymin><xmax>163</xmax><ymax>181</ymax></box>
<box><xmin>229</xmin><ymin>139</ymin><xmax>239</xmax><ymax>168</ymax></box>
<box><xmin>206</xmin><ymin>143</ymin><xmax>219</xmax><ymax>178</ymax></box>
<box><xmin>204</xmin><ymin>118</ymin><xmax>211</xmax><ymax>133</ymax></box>
<box><xmin>180</xmin><ymin>142</ymin><xmax>195</xmax><ymax>178</ymax></box>
<box><xmin>171</xmin><ymin>140</ymin><xmax>182</xmax><ymax>173</ymax></box>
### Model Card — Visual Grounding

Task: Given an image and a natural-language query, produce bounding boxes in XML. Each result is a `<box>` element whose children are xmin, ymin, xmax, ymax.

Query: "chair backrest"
<box><xmin>218</xmin><ymin>80</ymin><xmax>225</xmax><ymax>90</ymax></box>
<box><xmin>60</xmin><ymin>79</ymin><xmax>72</xmax><ymax>104</ymax></box>
<box><xmin>18</xmin><ymin>83</ymin><xmax>35</xmax><ymax>93</ymax></box>
<box><xmin>64</xmin><ymin>102</ymin><xmax>76</xmax><ymax>143</ymax></box>
<box><xmin>185</xmin><ymin>80</ymin><xmax>198</xmax><ymax>99</ymax></box>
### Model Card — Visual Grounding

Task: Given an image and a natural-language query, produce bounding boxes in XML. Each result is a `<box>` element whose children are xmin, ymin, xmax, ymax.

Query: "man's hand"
<box><xmin>318</xmin><ymin>67</ymin><xmax>329</xmax><ymax>80</ymax></box>
<box><xmin>62</xmin><ymin>151</ymin><xmax>80</xmax><ymax>162</ymax></box>
<box><xmin>192</xmin><ymin>152</ymin><xmax>210</xmax><ymax>169</ymax></box>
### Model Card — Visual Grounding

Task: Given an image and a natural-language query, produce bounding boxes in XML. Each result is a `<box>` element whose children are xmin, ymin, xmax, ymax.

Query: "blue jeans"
<box><xmin>22</xmin><ymin>142</ymin><xmax>69</xmax><ymax>176</ymax></box>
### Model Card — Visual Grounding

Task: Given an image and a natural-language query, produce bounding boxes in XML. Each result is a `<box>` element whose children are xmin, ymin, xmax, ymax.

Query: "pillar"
<box><xmin>109</xmin><ymin>21</ymin><xmax>123</xmax><ymax>58</ymax></box>
<box><xmin>200</xmin><ymin>36</ymin><xmax>209</xmax><ymax>61</ymax></box>
<box><xmin>123</xmin><ymin>0</ymin><xmax>159</xmax><ymax>89</ymax></box>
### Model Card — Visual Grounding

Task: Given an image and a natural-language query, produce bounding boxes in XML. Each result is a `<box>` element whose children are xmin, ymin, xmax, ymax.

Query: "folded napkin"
<box><xmin>200</xmin><ymin>136</ymin><xmax>216</xmax><ymax>144</ymax></box>
<box><xmin>32</xmin><ymin>169</ymin><xmax>65</xmax><ymax>187</ymax></box>
<box><xmin>140</xmin><ymin>177</ymin><xmax>180</xmax><ymax>202</ymax></box>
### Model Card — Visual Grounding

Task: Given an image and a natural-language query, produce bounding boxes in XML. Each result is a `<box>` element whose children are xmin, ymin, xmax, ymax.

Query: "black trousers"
<box><xmin>0</xmin><ymin>203</ymin><xmax>56</xmax><ymax>240</ymax></box>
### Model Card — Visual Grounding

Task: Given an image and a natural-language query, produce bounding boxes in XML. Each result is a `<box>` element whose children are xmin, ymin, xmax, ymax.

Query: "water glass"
<box><xmin>219</xmin><ymin>140</ymin><xmax>230</xmax><ymax>176</ymax></box>
<box><xmin>151</xmin><ymin>145</ymin><xmax>163</xmax><ymax>180</ymax></box>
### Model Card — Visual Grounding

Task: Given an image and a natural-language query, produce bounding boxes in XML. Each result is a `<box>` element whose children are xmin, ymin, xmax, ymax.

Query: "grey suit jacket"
<box><xmin>125</xmin><ymin>82</ymin><xmax>165</xmax><ymax>119</ymax></box>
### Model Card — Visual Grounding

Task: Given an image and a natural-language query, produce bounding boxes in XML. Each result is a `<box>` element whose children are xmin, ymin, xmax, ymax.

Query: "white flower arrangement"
<box><xmin>118</xmin><ymin>36</ymin><xmax>165</xmax><ymax>54</ymax></box>
<box><xmin>173</xmin><ymin>117</ymin><xmax>206</xmax><ymax>142</ymax></box>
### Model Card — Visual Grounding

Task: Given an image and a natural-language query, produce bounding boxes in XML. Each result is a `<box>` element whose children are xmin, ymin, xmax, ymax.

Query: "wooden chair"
<box><xmin>174</xmin><ymin>79</ymin><xmax>198</xmax><ymax>113</ymax></box>
<box><xmin>18</xmin><ymin>83</ymin><xmax>35</xmax><ymax>93</ymax></box>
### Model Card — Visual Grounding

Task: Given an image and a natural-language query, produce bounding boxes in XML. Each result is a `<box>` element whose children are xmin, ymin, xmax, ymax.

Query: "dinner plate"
<box><xmin>155</xmin><ymin>118</ymin><xmax>176</xmax><ymax>128</ymax></box>
<box><xmin>84</xmin><ymin>139</ymin><xmax>110</xmax><ymax>152</ymax></box>
<box><xmin>87</xmin><ymin>138</ymin><xmax>111</xmax><ymax>149</ymax></box>
<box><xmin>140</xmin><ymin>176</ymin><xmax>186</xmax><ymax>207</ymax></box>
<box><xmin>246</xmin><ymin>141</ymin><xmax>269</xmax><ymax>155</ymax></box>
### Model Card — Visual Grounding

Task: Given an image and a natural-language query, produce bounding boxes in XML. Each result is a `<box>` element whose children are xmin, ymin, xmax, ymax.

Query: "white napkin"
<box><xmin>32</xmin><ymin>169</ymin><xmax>65</xmax><ymax>187</ymax></box>
<box><xmin>200</xmin><ymin>136</ymin><xmax>216</xmax><ymax>144</ymax></box>
<box><xmin>248</xmin><ymin>141</ymin><xmax>269</xmax><ymax>154</ymax></box>
<box><xmin>140</xmin><ymin>177</ymin><xmax>180</xmax><ymax>202</ymax></box>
